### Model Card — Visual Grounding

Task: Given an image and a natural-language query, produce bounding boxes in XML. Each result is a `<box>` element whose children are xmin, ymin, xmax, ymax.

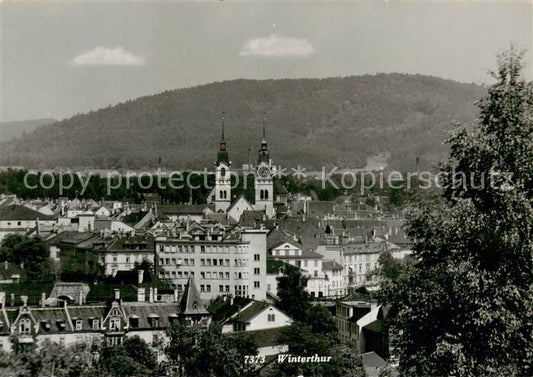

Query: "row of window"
<box><xmin>158</xmin><ymin>244</ymin><xmax>250</xmax><ymax>254</ymax></box>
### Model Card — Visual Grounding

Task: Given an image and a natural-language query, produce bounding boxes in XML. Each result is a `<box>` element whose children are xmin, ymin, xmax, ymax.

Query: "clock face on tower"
<box><xmin>257</xmin><ymin>166</ymin><xmax>270</xmax><ymax>178</ymax></box>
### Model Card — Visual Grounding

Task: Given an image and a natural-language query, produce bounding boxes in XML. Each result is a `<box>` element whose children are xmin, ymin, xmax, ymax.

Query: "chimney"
<box><xmin>114</xmin><ymin>289</ymin><xmax>120</xmax><ymax>300</ymax></box>
<box><xmin>21</xmin><ymin>295</ymin><xmax>28</xmax><ymax>306</ymax></box>
<box><xmin>173</xmin><ymin>289</ymin><xmax>179</xmax><ymax>303</ymax></box>
<box><xmin>149</xmin><ymin>287</ymin><xmax>154</xmax><ymax>303</ymax></box>
<box><xmin>4</xmin><ymin>261</ymin><xmax>7</xmax><ymax>270</ymax></box>
<box><xmin>230</xmin><ymin>295</ymin><xmax>234</xmax><ymax>306</ymax></box>
<box><xmin>153</xmin><ymin>288</ymin><xmax>158</xmax><ymax>302</ymax></box>
<box><xmin>41</xmin><ymin>292</ymin><xmax>46</xmax><ymax>308</ymax></box>
<box><xmin>138</xmin><ymin>287</ymin><xmax>146</xmax><ymax>302</ymax></box>
<box><xmin>137</xmin><ymin>270</ymin><xmax>144</xmax><ymax>285</ymax></box>
<box><xmin>78</xmin><ymin>290</ymin><xmax>84</xmax><ymax>305</ymax></box>
<box><xmin>0</xmin><ymin>292</ymin><xmax>5</xmax><ymax>308</ymax></box>
<box><xmin>10</xmin><ymin>293</ymin><xmax>14</xmax><ymax>306</ymax></box>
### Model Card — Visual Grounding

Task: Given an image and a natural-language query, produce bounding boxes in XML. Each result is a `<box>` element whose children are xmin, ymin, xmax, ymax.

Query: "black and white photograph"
<box><xmin>0</xmin><ymin>1</ymin><xmax>531</xmax><ymax>376</ymax></box>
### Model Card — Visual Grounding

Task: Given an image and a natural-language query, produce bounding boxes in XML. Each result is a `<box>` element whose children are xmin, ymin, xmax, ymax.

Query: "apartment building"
<box><xmin>155</xmin><ymin>224</ymin><xmax>268</xmax><ymax>301</ymax></box>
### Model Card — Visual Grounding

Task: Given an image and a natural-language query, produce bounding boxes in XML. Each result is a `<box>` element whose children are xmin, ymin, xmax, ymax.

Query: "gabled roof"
<box><xmin>179</xmin><ymin>278</ymin><xmax>209</xmax><ymax>316</ymax></box>
<box><xmin>227</xmin><ymin>194</ymin><xmax>254</xmax><ymax>213</ymax></box>
<box><xmin>322</xmin><ymin>260</ymin><xmax>343</xmax><ymax>271</ymax></box>
<box><xmin>158</xmin><ymin>204</ymin><xmax>211</xmax><ymax>215</ymax></box>
<box><xmin>267</xmin><ymin>228</ymin><xmax>301</xmax><ymax>251</ymax></box>
<box><xmin>0</xmin><ymin>205</ymin><xmax>55</xmax><ymax>221</ymax></box>
<box><xmin>227</xmin><ymin>301</ymin><xmax>269</xmax><ymax>324</ymax></box>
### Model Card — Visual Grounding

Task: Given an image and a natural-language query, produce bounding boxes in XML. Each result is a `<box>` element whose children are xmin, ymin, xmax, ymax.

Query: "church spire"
<box><xmin>221</xmin><ymin>111</ymin><xmax>225</xmax><ymax>141</ymax></box>
<box><xmin>258</xmin><ymin>112</ymin><xmax>269</xmax><ymax>163</ymax></box>
<box><xmin>217</xmin><ymin>111</ymin><xmax>229</xmax><ymax>165</ymax></box>
<box><xmin>262</xmin><ymin>112</ymin><xmax>266</xmax><ymax>141</ymax></box>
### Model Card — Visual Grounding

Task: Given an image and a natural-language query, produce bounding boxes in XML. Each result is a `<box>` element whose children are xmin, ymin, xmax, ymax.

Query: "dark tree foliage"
<box><xmin>276</xmin><ymin>263</ymin><xmax>311</xmax><ymax>321</ymax></box>
<box><xmin>0</xmin><ymin>235</ymin><xmax>50</xmax><ymax>280</ymax></box>
<box><xmin>266</xmin><ymin>324</ymin><xmax>365</xmax><ymax>377</ymax></box>
<box><xmin>96</xmin><ymin>336</ymin><xmax>159</xmax><ymax>377</ymax></box>
<box><xmin>380</xmin><ymin>48</ymin><xmax>533</xmax><ymax>376</ymax></box>
<box><xmin>164</xmin><ymin>323</ymin><xmax>258</xmax><ymax>377</ymax></box>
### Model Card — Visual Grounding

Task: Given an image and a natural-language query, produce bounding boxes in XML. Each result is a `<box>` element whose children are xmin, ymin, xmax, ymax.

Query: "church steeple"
<box><xmin>258</xmin><ymin>112</ymin><xmax>269</xmax><ymax>163</ymax></box>
<box><xmin>217</xmin><ymin>111</ymin><xmax>229</xmax><ymax>165</ymax></box>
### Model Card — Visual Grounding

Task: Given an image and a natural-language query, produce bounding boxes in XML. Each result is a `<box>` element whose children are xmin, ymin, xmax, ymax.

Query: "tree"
<box><xmin>164</xmin><ymin>323</ymin><xmax>258</xmax><ymax>377</ymax></box>
<box><xmin>0</xmin><ymin>235</ymin><xmax>50</xmax><ymax>280</ymax></box>
<box><xmin>381</xmin><ymin>48</ymin><xmax>533</xmax><ymax>376</ymax></box>
<box><xmin>276</xmin><ymin>263</ymin><xmax>310</xmax><ymax>321</ymax></box>
<box><xmin>96</xmin><ymin>336</ymin><xmax>157</xmax><ymax>377</ymax></box>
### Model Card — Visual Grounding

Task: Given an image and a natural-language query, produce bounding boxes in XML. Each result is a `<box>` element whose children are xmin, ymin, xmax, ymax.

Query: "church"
<box><xmin>207</xmin><ymin>113</ymin><xmax>276</xmax><ymax>221</ymax></box>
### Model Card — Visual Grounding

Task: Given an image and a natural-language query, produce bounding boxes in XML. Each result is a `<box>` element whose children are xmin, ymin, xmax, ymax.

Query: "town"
<box><xmin>0</xmin><ymin>115</ymin><xmax>413</xmax><ymax>376</ymax></box>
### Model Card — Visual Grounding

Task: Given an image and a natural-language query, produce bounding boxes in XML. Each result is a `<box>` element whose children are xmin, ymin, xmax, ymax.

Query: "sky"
<box><xmin>1</xmin><ymin>1</ymin><xmax>531</xmax><ymax>122</ymax></box>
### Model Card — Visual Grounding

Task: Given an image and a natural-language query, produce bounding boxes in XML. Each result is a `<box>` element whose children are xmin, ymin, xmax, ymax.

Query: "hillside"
<box><xmin>0</xmin><ymin>119</ymin><xmax>57</xmax><ymax>143</ymax></box>
<box><xmin>1</xmin><ymin>75</ymin><xmax>485</xmax><ymax>171</ymax></box>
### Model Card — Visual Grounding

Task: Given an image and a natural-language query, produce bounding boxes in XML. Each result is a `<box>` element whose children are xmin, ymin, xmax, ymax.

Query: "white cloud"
<box><xmin>72</xmin><ymin>46</ymin><xmax>145</xmax><ymax>66</ymax></box>
<box><xmin>239</xmin><ymin>34</ymin><xmax>315</xmax><ymax>58</ymax></box>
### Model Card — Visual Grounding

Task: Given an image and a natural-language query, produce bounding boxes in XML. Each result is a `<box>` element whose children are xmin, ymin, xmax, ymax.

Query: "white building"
<box><xmin>155</xmin><ymin>225</ymin><xmax>268</xmax><ymax>301</ymax></box>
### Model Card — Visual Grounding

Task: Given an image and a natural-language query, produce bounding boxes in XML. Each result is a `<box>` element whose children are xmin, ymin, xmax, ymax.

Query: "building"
<box><xmin>252</xmin><ymin>117</ymin><xmax>275</xmax><ymax>219</ymax></box>
<box><xmin>342</xmin><ymin>240</ymin><xmax>388</xmax><ymax>288</ymax></box>
<box><xmin>335</xmin><ymin>299</ymin><xmax>388</xmax><ymax>359</ymax></box>
<box><xmin>214</xmin><ymin>113</ymin><xmax>232</xmax><ymax>213</ymax></box>
<box><xmin>267</xmin><ymin>229</ymin><xmax>344</xmax><ymax>298</ymax></box>
<box><xmin>155</xmin><ymin>224</ymin><xmax>268</xmax><ymax>301</ymax></box>
<box><xmin>0</xmin><ymin>286</ymin><xmax>198</xmax><ymax>353</ymax></box>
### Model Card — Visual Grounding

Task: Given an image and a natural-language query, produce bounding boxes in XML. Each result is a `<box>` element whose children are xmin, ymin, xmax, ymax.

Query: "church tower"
<box><xmin>254</xmin><ymin>114</ymin><xmax>275</xmax><ymax>218</ymax></box>
<box><xmin>215</xmin><ymin>112</ymin><xmax>231</xmax><ymax>212</ymax></box>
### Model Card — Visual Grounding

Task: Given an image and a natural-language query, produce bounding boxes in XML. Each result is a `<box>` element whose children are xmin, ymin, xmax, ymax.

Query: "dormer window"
<box><xmin>129</xmin><ymin>316</ymin><xmax>139</xmax><ymax>329</ymax></box>
<box><xmin>57</xmin><ymin>321</ymin><xmax>66</xmax><ymax>331</ymax></box>
<box><xmin>148</xmin><ymin>314</ymin><xmax>160</xmax><ymax>328</ymax></box>
<box><xmin>92</xmin><ymin>319</ymin><xmax>100</xmax><ymax>330</ymax></box>
<box><xmin>75</xmin><ymin>319</ymin><xmax>83</xmax><ymax>331</ymax></box>
<box><xmin>41</xmin><ymin>320</ymin><xmax>51</xmax><ymax>332</ymax></box>
<box><xmin>109</xmin><ymin>318</ymin><xmax>120</xmax><ymax>331</ymax></box>
<box><xmin>19</xmin><ymin>318</ymin><xmax>31</xmax><ymax>334</ymax></box>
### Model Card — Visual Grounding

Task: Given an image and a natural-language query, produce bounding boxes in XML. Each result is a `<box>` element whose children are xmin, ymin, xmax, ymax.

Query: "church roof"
<box><xmin>179</xmin><ymin>278</ymin><xmax>209</xmax><ymax>316</ymax></box>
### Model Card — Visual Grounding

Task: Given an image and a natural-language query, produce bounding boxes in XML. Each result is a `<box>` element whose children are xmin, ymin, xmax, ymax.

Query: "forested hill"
<box><xmin>0</xmin><ymin>119</ymin><xmax>57</xmax><ymax>143</ymax></box>
<box><xmin>1</xmin><ymin>74</ymin><xmax>485</xmax><ymax>171</ymax></box>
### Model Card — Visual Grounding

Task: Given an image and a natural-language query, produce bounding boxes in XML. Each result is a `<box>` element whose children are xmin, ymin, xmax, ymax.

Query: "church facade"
<box><xmin>210</xmin><ymin>113</ymin><xmax>276</xmax><ymax>221</ymax></box>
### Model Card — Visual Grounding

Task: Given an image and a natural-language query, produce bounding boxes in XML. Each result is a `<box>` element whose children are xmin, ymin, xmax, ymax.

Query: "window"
<box><xmin>206</xmin><ymin>285</ymin><xmax>211</xmax><ymax>292</ymax></box>
<box><xmin>213</xmin><ymin>259</ymin><xmax>218</xmax><ymax>266</ymax></box>
<box><xmin>19</xmin><ymin>318</ymin><xmax>31</xmax><ymax>334</ymax></box>
<box><xmin>225</xmin><ymin>272</ymin><xmax>230</xmax><ymax>279</ymax></box>
<box><xmin>219</xmin><ymin>285</ymin><xmax>224</xmax><ymax>292</ymax></box>
<box><xmin>92</xmin><ymin>319</ymin><xmax>100</xmax><ymax>330</ymax></box>
<box><xmin>201</xmin><ymin>258</ymin><xmax>205</xmax><ymax>266</ymax></box>
<box><xmin>201</xmin><ymin>272</ymin><xmax>205</xmax><ymax>279</ymax></box>
<box><xmin>314</xmin><ymin>270</ymin><xmax>318</xmax><ymax>277</ymax></box>
<box><xmin>75</xmin><ymin>320</ymin><xmax>83</xmax><ymax>331</ymax></box>
<box><xmin>225</xmin><ymin>285</ymin><xmax>230</xmax><ymax>292</ymax></box>
<box><xmin>129</xmin><ymin>317</ymin><xmax>139</xmax><ymax>328</ymax></box>
<box><xmin>149</xmin><ymin>317</ymin><xmax>160</xmax><ymax>328</ymax></box>
<box><xmin>159</xmin><ymin>258</ymin><xmax>164</xmax><ymax>265</ymax></box>
<box><xmin>254</xmin><ymin>268</ymin><xmax>260</xmax><ymax>275</ymax></box>
<box><xmin>254</xmin><ymin>254</ymin><xmax>260</xmax><ymax>261</ymax></box>
<box><xmin>201</xmin><ymin>246</ymin><xmax>205</xmax><ymax>253</ymax></box>
<box><xmin>109</xmin><ymin>318</ymin><xmax>120</xmax><ymax>331</ymax></box>
<box><xmin>254</xmin><ymin>281</ymin><xmax>260</xmax><ymax>288</ymax></box>
<box><xmin>200</xmin><ymin>285</ymin><xmax>205</xmax><ymax>292</ymax></box>
<box><xmin>267</xmin><ymin>314</ymin><xmax>275</xmax><ymax>322</ymax></box>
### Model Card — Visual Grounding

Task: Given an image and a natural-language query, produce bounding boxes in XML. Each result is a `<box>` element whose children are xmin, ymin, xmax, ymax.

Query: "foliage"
<box><xmin>380</xmin><ymin>48</ymin><xmax>533</xmax><ymax>376</ymax></box>
<box><xmin>0</xmin><ymin>235</ymin><xmax>51</xmax><ymax>281</ymax></box>
<box><xmin>0</xmin><ymin>340</ymin><xmax>96</xmax><ymax>377</ymax></box>
<box><xmin>95</xmin><ymin>336</ymin><xmax>159</xmax><ymax>377</ymax></box>
<box><xmin>164</xmin><ymin>322</ymin><xmax>258</xmax><ymax>377</ymax></box>
<box><xmin>266</xmin><ymin>324</ymin><xmax>365</xmax><ymax>377</ymax></box>
<box><xmin>2</xmin><ymin>75</ymin><xmax>484</xmax><ymax>171</ymax></box>
<box><xmin>276</xmin><ymin>263</ymin><xmax>311</xmax><ymax>321</ymax></box>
